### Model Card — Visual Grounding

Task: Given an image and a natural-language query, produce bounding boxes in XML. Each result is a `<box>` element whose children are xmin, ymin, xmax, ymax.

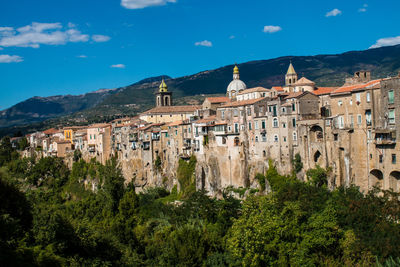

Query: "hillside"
<box><xmin>1</xmin><ymin>45</ymin><xmax>400</xmax><ymax>129</ymax></box>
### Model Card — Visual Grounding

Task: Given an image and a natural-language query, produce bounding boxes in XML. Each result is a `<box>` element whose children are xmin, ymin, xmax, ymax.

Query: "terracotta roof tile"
<box><xmin>43</xmin><ymin>128</ymin><xmax>60</xmax><ymax>135</ymax></box>
<box><xmin>284</xmin><ymin>91</ymin><xmax>316</xmax><ymax>100</ymax></box>
<box><xmin>294</xmin><ymin>77</ymin><xmax>315</xmax><ymax>85</ymax></box>
<box><xmin>205</xmin><ymin>97</ymin><xmax>230</xmax><ymax>103</ymax></box>
<box><xmin>194</xmin><ymin>115</ymin><xmax>216</xmax><ymax>124</ymax></box>
<box><xmin>88</xmin><ymin>123</ymin><xmax>111</xmax><ymax>128</ymax></box>
<box><xmin>271</xmin><ymin>86</ymin><xmax>284</xmax><ymax>92</ymax></box>
<box><xmin>313</xmin><ymin>87</ymin><xmax>337</xmax><ymax>96</ymax></box>
<box><xmin>143</xmin><ymin>105</ymin><xmax>201</xmax><ymax>115</ymax></box>
<box><xmin>332</xmin><ymin>79</ymin><xmax>381</xmax><ymax>95</ymax></box>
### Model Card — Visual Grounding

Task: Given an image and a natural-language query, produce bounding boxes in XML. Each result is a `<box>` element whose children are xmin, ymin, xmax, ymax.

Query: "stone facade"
<box><xmin>25</xmin><ymin>65</ymin><xmax>400</xmax><ymax>196</ymax></box>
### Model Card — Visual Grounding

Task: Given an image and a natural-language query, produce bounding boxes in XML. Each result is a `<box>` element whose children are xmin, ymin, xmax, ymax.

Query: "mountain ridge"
<box><xmin>1</xmin><ymin>45</ymin><xmax>400</xmax><ymax>129</ymax></box>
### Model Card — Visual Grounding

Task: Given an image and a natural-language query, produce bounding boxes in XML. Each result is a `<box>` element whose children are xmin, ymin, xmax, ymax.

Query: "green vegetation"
<box><xmin>293</xmin><ymin>153</ymin><xmax>303</xmax><ymax>173</ymax></box>
<box><xmin>1</xmin><ymin>137</ymin><xmax>400</xmax><ymax>266</ymax></box>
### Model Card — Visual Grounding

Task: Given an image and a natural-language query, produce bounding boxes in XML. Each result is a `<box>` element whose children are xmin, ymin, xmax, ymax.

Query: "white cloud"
<box><xmin>0</xmin><ymin>54</ymin><xmax>23</xmax><ymax>63</ymax></box>
<box><xmin>68</xmin><ymin>22</ymin><xmax>76</xmax><ymax>28</ymax></box>
<box><xmin>229</xmin><ymin>35</ymin><xmax>235</xmax><ymax>39</ymax></box>
<box><xmin>326</xmin><ymin>8</ymin><xmax>342</xmax><ymax>17</ymax></box>
<box><xmin>121</xmin><ymin>0</ymin><xmax>176</xmax><ymax>9</ymax></box>
<box><xmin>77</xmin><ymin>55</ymin><xmax>87</xmax><ymax>58</ymax></box>
<box><xmin>370</xmin><ymin>36</ymin><xmax>400</xmax><ymax>49</ymax></box>
<box><xmin>263</xmin><ymin>25</ymin><xmax>282</xmax><ymax>33</ymax></box>
<box><xmin>0</xmin><ymin>27</ymin><xmax>14</xmax><ymax>32</ymax></box>
<box><xmin>111</xmin><ymin>64</ymin><xmax>126</xmax><ymax>68</ymax></box>
<box><xmin>92</xmin><ymin>34</ymin><xmax>111</xmax><ymax>42</ymax></box>
<box><xmin>0</xmin><ymin>22</ymin><xmax>107</xmax><ymax>48</ymax></box>
<box><xmin>358</xmin><ymin>4</ymin><xmax>368</xmax><ymax>12</ymax></box>
<box><xmin>195</xmin><ymin>40</ymin><xmax>212</xmax><ymax>47</ymax></box>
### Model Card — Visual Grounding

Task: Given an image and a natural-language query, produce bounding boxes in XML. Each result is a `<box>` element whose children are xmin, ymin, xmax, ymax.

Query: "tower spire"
<box><xmin>159</xmin><ymin>77</ymin><xmax>168</xmax><ymax>92</ymax></box>
<box><xmin>233</xmin><ymin>63</ymin><xmax>240</xmax><ymax>80</ymax></box>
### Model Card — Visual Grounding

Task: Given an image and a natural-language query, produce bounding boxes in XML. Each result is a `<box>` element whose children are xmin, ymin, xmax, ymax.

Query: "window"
<box><xmin>222</xmin><ymin>137</ymin><xmax>227</xmax><ymax>144</ymax></box>
<box><xmin>338</xmin><ymin>116</ymin><xmax>344</xmax><ymax>129</ymax></box>
<box><xmin>379</xmin><ymin>155</ymin><xmax>383</xmax><ymax>163</ymax></box>
<box><xmin>292</xmin><ymin>118</ymin><xmax>296</xmax><ymax>127</ymax></box>
<box><xmin>273</xmin><ymin>105</ymin><xmax>277</xmax><ymax>117</ymax></box>
<box><xmin>175</xmin><ymin>130</ymin><xmax>178</xmax><ymax>136</ymax></box>
<box><xmin>366</xmin><ymin>92</ymin><xmax>371</xmax><ymax>102</ymax></box>
<box><xmin>349</xmin><ymin>115</ymin><xmax>354</xmax><ymax>128</ymax></box>
<box><xmin>366</xmin><ymin>110</ymin><xmax>372</xmax><ymax>126</ymax></box>
<box><xmin>233</xmin><ymin>109</ymin><xmax>239</xmax><ymax>117</ymax></box>
<box><xmin>349</xmin><ymin>99</ymin><xmax>353</xmax><ymax>106</ymax></box>
<box><xmin>392</xmin><ymin>154</ymin><xmax>397</xmax><ymax>164</ymax></box>
<box><xmin>261</xmin><ymin>120</ymin><xmax>266</xmax><ymax>129</ymax></box>
<box><xmin>221</xmin><ymin>110</ymin><xmax>225</xmax><ymax>120</ymax></box>
<box><xmin>357</xmin><ymin>114</ymin><xmax>362</xmax><ymax>125</ymax></box>
<box><xmin>262</xmin><ymin>134</ymin><xmax>267</xmax><ymax>142</ymax></box>
<box><xmin>283</xmin><ymin>123</ymin><xmax>286</xmax><ymax>128</ymax></box>
<box><xmin>255</xmin><ymin>121</ymin><xmax>259</xmax><ymax>130</ymax></box>
<box><xmin>292</xmin><ymin>103</ymin><xmax>296</xmax><ymax>111</ymax></box>
<box><xmin>248</xmin><ymin>122</ymin><xmax>252</xmax><ymax>130</ymax></box>
<box><xmin>389</xmin><ymin>90</ymin><xmax>394</xmax><ymax>104</ymax></box>
<box><xmin>283</xmin><ymin>136</ymin><xmax>287</xmax><ymax>142</ymax></box>
<box><xmin>274</xmin><ymin>135</ymin><xmax>278</xmax><ymax>142</ymax></box>
<box><xmin>273</xmin><ymin>118</ymin><xmax>279</xmax><ymax>128</ymax></box>
<box><xmin>188</xmin><ymin>127</ymin><xmax>191</xmax><ymax>133</ymax></box>
<box><xmin>234</xmin><ymin>137</ymin><xmax>240</xmax><ymax>146</ymax></box>
<box><xmin>241</xmin><ymin>125</ymin><xmax>245</xmax><ymax>131</ymax></box>
<box><xmin>389</xmin><ymin>109</ymin><xmax>395</xmax><ymax>124</ymax></box>
<box><xmin>293</xmin><ymin>132</ymin><xmax>297</xmax><ymax>141</ymax></box>
<box><xmin>338</xmin><ymin>100</ymin><xmax>343</xmax><ymax>106</ymax></box>
<box><xmin>255</xmin><ymin>136</ymin><xmax>259</xmax><ymax>142</ymax></box>
<box><xmin>259</xmin><ymin>106</ymin><xmax>264</xmax><ymax>115</ymax></box>
<box><xmin>228</xmin><ymin>126</ymin><xmax>232</xmax><ymax>132</ymax></box>
<box><xmin>247</xmin><ymin>108</ymin><xmax>251</xmax><ymax>116</ymax></box>
<box><xmin>356</xmin><ymin>93</ymin><xmax>361</xmax><ymax>103</ymax></box>
<box><xmin>234</xmin><ymin>123</ymin><xmax>239</xmax><ymax>133</ymax></box>
<box><xmin>282</xmin><ymin>107</ymin><xmax>286</xmax><ymax>113</ymax></box>
<box><xmin>334</xmin><ymin>134</ymin><xmax>338</xmax><ymax>141</ymax></box>
<box><xmin>367</xmin><ymin>130</ymin><xmax>372</xmax><ymax>139</ymax></box>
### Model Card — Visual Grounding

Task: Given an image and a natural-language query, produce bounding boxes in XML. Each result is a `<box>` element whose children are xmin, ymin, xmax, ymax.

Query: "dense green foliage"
<box><xmin>1</xmin><ymin>138</ymin><xmax>400</xmax><ymax>266</ymax></box>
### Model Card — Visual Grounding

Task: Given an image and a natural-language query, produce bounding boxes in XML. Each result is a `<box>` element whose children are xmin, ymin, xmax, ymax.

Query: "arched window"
<box><xmin>293</xmin><ymin>132</ymin><xmax>297</xmax><ymax>141</ymax></box>
<box><xmin>234</xmin><ymin>137</ymin><xmax>240</xmax><ymax>146</ymax></box>
<box><xmin>274</xmin><ymin>135</ymin><xmax>278</xmax><ymax>142</ymax></box>
<box><xmin>273</xmin><ymin>118</ymin><xmax>279</xmax><ymax>128</ymax></box>
<box><xmin>222</xmin><ymin>137</ymin><xmax>227</xmax><ymax>144</ymax></box>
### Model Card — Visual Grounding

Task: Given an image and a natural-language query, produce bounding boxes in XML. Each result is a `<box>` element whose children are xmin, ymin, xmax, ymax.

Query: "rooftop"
<box><xmin>313</xmin><ymin>87</ymin><xmax>337</xmax><ymax>96</ymax></box>
<box><xmin>332</xmin><ymin>79</ymin><xmax>381</xmax><ymax>95</ymax></box>
<box><xmin>237</xmin><ymin>87</ymin><xmax>270</xmax><ymax>95</ymax></box>
<box><xmin>143</xmin><ymin>105</ymin><xmax>201</xmax><ymax>115</ymax></box>
<box><xmin>205</xmin><ymin>96</ymin><xmax>230</xmax><ymax>103</ymax></box>
<box><xmin>294</xmin><ymin>77</ymin><xmax>315</xmax><ymax>86</ymax></box>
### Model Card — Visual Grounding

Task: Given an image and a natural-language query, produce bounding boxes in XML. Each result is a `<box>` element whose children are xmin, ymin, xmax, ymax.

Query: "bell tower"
<box><xmin>285</xmin><ymin>61</ymin><xmax>298</xmax><ymax>86</ymax></box>
<box><xmin>156</xmin><ymin>78</ymin><xmax>173</xmax><ymax>107</ymax></box>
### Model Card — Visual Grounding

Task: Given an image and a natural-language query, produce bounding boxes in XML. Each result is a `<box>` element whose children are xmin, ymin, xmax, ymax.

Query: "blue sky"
<box><xmin>0</xmin><ymin>0</ymin><xmax>399</xmax><ymax>109</ymax></box>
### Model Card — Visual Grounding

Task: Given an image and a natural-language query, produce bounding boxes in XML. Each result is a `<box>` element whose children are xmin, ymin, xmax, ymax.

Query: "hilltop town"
<box><xmin>19</xmin><ymin>62</ymin><xmax>400</xmax><ymax>195</ymax></box>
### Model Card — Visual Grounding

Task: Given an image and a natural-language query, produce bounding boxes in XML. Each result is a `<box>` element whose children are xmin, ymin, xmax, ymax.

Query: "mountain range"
<box><xmin>1</xmin><ymin>44</ymin><xmax>400</xmax><ymax>131</ymax></box>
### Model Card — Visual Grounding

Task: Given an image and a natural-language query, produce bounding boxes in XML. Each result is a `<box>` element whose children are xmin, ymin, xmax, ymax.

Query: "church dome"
<box><xmin>227</xmin><ymin>79</ymin><xmax>246</xmax><ymax>94</ymax></box>
<box><xmin>227</xmin><ymin>64</ymin><xmax>246</xmax><ymax>99</ymax></box>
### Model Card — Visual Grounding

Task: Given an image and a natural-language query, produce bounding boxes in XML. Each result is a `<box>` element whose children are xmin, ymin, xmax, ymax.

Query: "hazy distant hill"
<box><xmin>1</xmin><ymin>45</ymin><xmax>400</xmax><ymax>129</ymax></box>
